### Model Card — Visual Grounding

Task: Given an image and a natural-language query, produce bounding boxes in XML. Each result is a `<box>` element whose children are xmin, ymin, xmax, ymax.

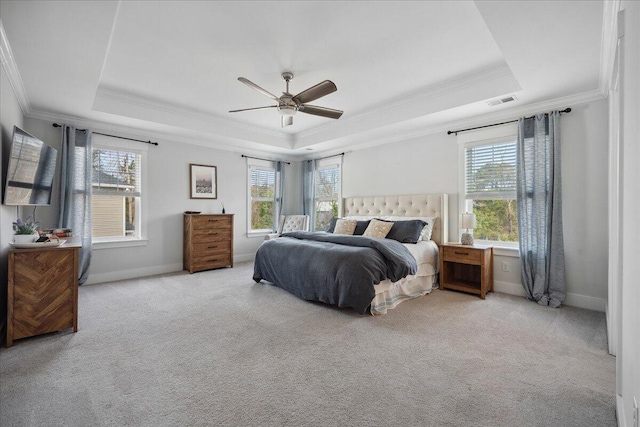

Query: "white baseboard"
<box><xmin>85</xmin><ymin>253</ymin><xmax>256</xmax><ymax>285</ymax></box>
<box><xmin>234</xmin><ymin>253</ymin><xmax>255</xmax><ymax>263</ymax></box>
<box><xmin>85</xmin><ymin>263</ymin><xmax>184</xmax><ymax>285</ymax></box>
<box><xmin>493</xmin><ymin>280</ymin><xmax>606</xmax><ymax>312</ymax></box>
<box><xmin>617</xmin><ymin>394</ymin><xmax>627</xmax><ymax>427</ymax></box>
<box><xmin>494</xmin><ymin>280</ymin><xmax>527</xmax><ymax>297</ymax></box>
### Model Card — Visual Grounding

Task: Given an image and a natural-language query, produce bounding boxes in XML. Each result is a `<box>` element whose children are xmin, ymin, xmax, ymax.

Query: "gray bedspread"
<box><xmin>253</xmin><ymin>231</ymin><xmax>417</xmax><ymax>314</ymax></box>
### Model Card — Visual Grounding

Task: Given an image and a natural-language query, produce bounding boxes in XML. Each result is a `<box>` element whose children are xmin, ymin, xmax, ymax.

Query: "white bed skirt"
<box><xmin>370</xmin><ymin>273</ymin><xmax>436</xmax><ymax>315</ymax></box>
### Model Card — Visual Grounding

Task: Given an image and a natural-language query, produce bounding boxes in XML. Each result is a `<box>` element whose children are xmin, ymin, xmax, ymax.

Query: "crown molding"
<box><xmin>0</xmin><ymin>19</ymin><xmax>31</xmax><ymax>115</ymax></box>
<box><xmin>295</xmin><ymin>62</ymin><xmax>517</xmax><ymax>143</ymax></box>
<box><xmin>305</xmin><ymin>88</ymin><xmax>607</xmax><ymax>159</ymax></box>
<box><xmin>25</xmin><ymin>108</ymin><xmax>299</xmax><ymax>161</ymax></box>
<box><xmin>598</xmin><ymin>0</ymin><xmax>621</xmax><ymax>96</ymax></box>
<box><xmin>93</xmin><ymin>85</ymin><xmax>292</xmax><ymax>146</ymax></box>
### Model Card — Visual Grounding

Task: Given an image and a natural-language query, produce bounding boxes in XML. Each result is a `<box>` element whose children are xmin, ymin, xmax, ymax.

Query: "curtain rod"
<box><xmin>447</xmin><ymin>108</ymin><xmax>572</xmax><ymax>136</ymax></box>
<box><xmin>241</xmin><ymin>154</ymin><xmax>290</xmax><ymax>165</ymax></box>
<box><xmin>52</xmin><ymin>123</ymin><xmax>159</xmax><ymax>146</ymax></box>
<box><xmin>315</xmin><ymin>152</ymin><xmax>345</xmax><ymax>161</ymax></box>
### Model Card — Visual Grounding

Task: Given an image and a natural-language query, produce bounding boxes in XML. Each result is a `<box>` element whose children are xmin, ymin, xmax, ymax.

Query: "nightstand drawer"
<box><xmin>442</xmin><ymin>246</ymin><xmax>481</xmax><ymax>264</ymax></box>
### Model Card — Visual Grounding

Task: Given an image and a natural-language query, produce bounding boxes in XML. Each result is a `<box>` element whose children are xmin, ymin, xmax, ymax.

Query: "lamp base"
<box><xmin>461</xmin><ymin>232</ymin><xmax>474</xmax><ymax>245</ymax></box>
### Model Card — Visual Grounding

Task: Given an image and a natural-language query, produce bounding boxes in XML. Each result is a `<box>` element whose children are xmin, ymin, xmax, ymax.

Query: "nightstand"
<box><xmin>439</xmin><ymin>243</ymin><xmax>493</xmax><ymax>299</ymax></box>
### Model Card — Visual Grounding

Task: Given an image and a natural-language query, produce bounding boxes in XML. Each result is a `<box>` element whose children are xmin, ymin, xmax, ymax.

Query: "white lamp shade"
<box><xmin>461</xmin><ymin>213</ymin><xmax>477</xmax><ymax>229</ymax></box>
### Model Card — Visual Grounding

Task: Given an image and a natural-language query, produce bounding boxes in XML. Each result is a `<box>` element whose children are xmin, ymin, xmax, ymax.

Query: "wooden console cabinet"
<box><xmin>183</xmin><ymin>214</ymin><xmax>234</xmax><ymax>273</ymax></box>
<box><xmin>7</xmin><ymin>244</ymin><xmax>79</xmax><ymax>347</ymax></box>
<box><xmin>439</xmin><ymin>243</ymin><xmax>493</xmax><ymax>299</ymax></box>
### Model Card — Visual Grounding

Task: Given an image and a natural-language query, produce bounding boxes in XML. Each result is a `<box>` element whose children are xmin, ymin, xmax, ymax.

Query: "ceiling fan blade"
<box><xmin>238</xmin><ymin>77</ymin><xmax>279</xmax><ymax>101</ymax></box>
<box><xmin>293</xmin><ymin>80</ymin><xmax>337</xmax><ymax>104</ymax></box>
<box><xmin>229</xmin><ymin>105</ymin><xmax>277</xmax><ymax>113</ymax></box>
<box><xmin>298</xmin><ymin>104</ymin><xmax>343</xmax><ymax>119</ymax></box>
<box><xmin>281</xmin><ymin>116</ymin><xmax>293</xmax><ymax>127</ymax></box>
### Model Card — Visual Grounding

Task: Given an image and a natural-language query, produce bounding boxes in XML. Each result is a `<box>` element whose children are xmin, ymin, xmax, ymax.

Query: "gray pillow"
<box><xmin>381</xmin><ymin>219</ymin><xmax>427</xmax><ymax>244</ymax></box>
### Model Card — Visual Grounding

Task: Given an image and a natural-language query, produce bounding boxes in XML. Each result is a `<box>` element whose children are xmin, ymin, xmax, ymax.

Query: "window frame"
<box><xmin>312</xmin><ymin>159</ymin><xmax>342</xmax><ymax>231</ymax></box>
<box><xmin>458</xmin><ymin>126</ymin><xmax>519</xmax><ymax>252</ymax></box>
<box><xmin>246</xmin><ymin>159</ymin><xmax>277</xmax><ymax>236</ymax></box>
<box><xmin>91</xmin><ymin>135</ymin><xmax>148</xmax><ymax>249</ymax></box>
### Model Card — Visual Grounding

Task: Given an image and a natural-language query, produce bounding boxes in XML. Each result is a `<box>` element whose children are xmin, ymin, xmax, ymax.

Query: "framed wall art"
<box><xmin>190</xmin><ymin>164</ymin><xmax>217</xmax><ymax>199</ymax></box>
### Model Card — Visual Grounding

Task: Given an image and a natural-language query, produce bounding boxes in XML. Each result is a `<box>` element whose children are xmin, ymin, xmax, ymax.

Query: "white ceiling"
<box><xmin>0</xmin><ymin>1</ymin><xmax>605</xmax><ymax>157</ymax></box>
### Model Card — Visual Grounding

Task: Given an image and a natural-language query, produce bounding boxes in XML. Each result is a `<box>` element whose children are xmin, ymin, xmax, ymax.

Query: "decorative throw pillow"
<box><xmin>385</xmin><ymin>219</ymin><xmax>428</xmax><ymax>244</ymax></box>
<box><xmin>333</xmin><ymin>219</ymin><xmax>358</xmax><ymax>235</ymax></box>
<box><xmin>363</xmin><ymin>219</ymin><xmax>394</xmax><ymax>238</ymax></box>
<box><xmin>420</xmin><ymin>217</ymin><xmax>436</xmax><ymax>241</ymax></box>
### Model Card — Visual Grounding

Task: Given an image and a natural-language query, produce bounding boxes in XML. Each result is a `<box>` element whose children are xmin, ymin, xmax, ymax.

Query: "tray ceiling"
<box><xmin>0</xmin><ymin>1</ymin><xmax>605</xmax><ymax>155</ymax></box>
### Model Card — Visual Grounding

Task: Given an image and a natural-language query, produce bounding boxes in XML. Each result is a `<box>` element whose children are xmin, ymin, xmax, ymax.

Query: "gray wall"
<box><xmin>1</xmin><ymin>67</ymin><xmax>25</xmax><ymax>331</ymax></box>
<box><xmin>340</xmin><ymin>97</ymin><xmax>609</xmax><ymax>310</ymax></box>
<box><xmin>22</xmin><ymin>117</ymin><xmax>300</xmax><ymax>284</ymax></box>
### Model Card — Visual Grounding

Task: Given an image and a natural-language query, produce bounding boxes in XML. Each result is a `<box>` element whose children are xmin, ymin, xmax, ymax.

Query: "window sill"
<box><xmin>247</xmin><ymin>231</ymin><xmax>272</xmax><ymax>238</ymax></box>
<box><xmin>474</xmin><ymin>241</ymin><xmax>520</xmax><ymax>257</ymax></box>
<box><xmin>92</xmin><ymin>238</ymin><xmax>148</xmax><ymax>250</ymax></box>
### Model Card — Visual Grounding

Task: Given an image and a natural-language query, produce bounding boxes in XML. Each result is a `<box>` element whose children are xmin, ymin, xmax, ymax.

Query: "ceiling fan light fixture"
<box><xmin>278</xmin><ymin>106</ymin><xmax>297</xmax><ymax>116</ymax></box>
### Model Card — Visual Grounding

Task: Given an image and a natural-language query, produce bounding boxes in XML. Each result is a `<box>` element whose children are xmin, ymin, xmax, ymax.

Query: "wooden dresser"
<box><xmin>183</xmin><ymin>214</ymin><xmax>234</xmax><ymax>273</ymax></box>
<box><xmin>7</xmin><ymin>244</ymin><xmax>80</xmax><ymax>347</ymax></box>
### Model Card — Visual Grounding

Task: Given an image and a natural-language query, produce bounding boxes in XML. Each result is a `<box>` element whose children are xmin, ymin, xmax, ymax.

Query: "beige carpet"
<box><xmin>0</xmin><ymin>261</ymin><xmax>615</xmax><ymax>426</ymax></box>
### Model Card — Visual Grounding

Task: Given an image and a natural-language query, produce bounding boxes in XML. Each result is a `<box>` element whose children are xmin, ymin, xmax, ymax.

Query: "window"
<box><xmin>314</xmin><ymin>163</ymin><xmax>340</xmax><ymax>231</ymax></box>
<box><xmin>463</xmin><ymin>139</ymin><xmax>518</xmax><ymax>243</ymax></box>
<box><xmin>91</xmin><ymin>145</ymin><xmax>143</xmax><ymax>241</ymax></box>
<box><xmin>248</xmin><ymin>164</ymin><xmax>276</xmax><ymax>232</ymax></box>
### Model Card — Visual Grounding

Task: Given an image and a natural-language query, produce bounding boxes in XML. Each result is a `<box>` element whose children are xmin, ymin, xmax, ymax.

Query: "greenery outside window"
<box><xmin>463</xmin><ymin>139</ymin><xmax>518</xmax><ymax>243</ymax></box>
<box><xmin>314</xmin><ymin>163</ymin><xmax>340</xmax><ymax>231</ymax></box>
<box><xmin>248</xmin><ymin>165</ymin><xmax>276</xmax><ymax>232</ymax></box>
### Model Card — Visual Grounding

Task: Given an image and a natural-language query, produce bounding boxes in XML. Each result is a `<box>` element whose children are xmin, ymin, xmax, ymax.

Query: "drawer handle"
<box><xmin>454</xmin><ymin>251</ymin><xmax>469</xmax><ymax>255</ymax></box>
<box><xmin>208</xmin><ymin>232</ymin><xmax>218</xmax><ymax>235</ymax></box>
<box><xmin>208</xmin><ymin>245</ymin><xmax>218</xmax><ymax>249</ymax></box>
<box><xmin>208</xmin><ymin>220</ymin><xmax>219</xmax><ymax>222</ymax></box>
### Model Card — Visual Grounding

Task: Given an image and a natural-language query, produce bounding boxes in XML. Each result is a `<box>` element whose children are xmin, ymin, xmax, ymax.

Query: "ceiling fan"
<box><xmin>229</xmin><ymin>72</ymin><xmax>343</xmax><ymax>127</ymax></box>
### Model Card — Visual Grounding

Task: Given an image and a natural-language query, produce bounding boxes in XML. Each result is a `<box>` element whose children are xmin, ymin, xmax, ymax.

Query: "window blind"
<box><xmin>315</xmin><ymin>165</ymin><xmax>339</xmax><ymax>200</ymax></box>
<box><xmin>92</xmin><ymin>149</ymin><xmax>142</xmax><ymax>196</ymax></box>
<box><xmin>250</xmin><ymin>167</ymin><xmax>275</xmax><ymax>199</ymax></box>
<box><xmin>465</xmin><ymin>141</ymin><xmax>517</xmax><ymax>200</ymax></box>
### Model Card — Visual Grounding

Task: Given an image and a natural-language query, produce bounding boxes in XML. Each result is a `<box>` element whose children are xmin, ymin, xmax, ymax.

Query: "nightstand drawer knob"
<box><xmin>454</xmin><ymin>251</ymin><xmax>469</xmax><ymax>255</ymax></box>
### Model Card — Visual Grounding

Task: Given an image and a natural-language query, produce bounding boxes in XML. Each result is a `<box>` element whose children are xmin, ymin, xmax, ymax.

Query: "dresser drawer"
<box><xmin>191</xmin><ymin>215</ymin><xmax>232</xmax><ymax>230</ymax></box>
<box><xmin>191</xmin><ymin>230</ymin><xmax>232</xmax><ymax>244</ymax></box>
<box><xmin>442</xmin><ymin>246</ymin><xmax>481</xmax><ymax>264</ymax></box>
<box><xmin>191</xmin><ymin>242</ymin><xmax>231</xmax><ymax>257</ymax></box>
<box><xmin>191</xmin><ymin>254</ymin><xmax>232</xmax><ymax>271</ymax></box>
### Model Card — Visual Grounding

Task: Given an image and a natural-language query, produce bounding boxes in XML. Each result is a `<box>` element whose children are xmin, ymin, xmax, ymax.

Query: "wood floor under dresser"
<box><xmin>183</xmin><ymin>214</ymin><xmax>234</xmax><ymax>273</ymax></box>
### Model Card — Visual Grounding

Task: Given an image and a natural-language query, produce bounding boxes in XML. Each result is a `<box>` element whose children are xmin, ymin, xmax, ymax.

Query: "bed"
<box><xmin>253</xmin><ymin>194</ymin><xmax>448</xmax><ymax>314</ymax></box>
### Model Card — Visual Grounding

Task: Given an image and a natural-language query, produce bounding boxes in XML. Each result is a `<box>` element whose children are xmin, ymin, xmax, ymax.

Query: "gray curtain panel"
<box><xmin>302</xmin><ymin>159</ymin><xmax>317</xmax><ymax>230</ymax></box>
<box><xmin>57</xmin><ymin>125</ymin><xmax>92</xmax><ymax>285</ymax></box>
<box><xmin>273</xmin><ymin>161</ymin><xmax>286</xmax><ymax>232</ymax></box>
<box><xmin>516</xmin><ymin>111</ymin><xmax>566</xmax><ymax>307</ymax></box>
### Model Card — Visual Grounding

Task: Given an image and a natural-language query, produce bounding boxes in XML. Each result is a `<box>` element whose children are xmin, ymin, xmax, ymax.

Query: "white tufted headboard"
<box><xmin>343</xmin><ymin>194</ymin><xmax>449</xmax><ymax>245</ymax></box>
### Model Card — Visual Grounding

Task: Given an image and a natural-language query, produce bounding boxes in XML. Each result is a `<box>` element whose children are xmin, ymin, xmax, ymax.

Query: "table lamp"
<box><xmin>460</xmin><ymin>212</ymin><xmax>477</xmax><ymax>245</ymax></box>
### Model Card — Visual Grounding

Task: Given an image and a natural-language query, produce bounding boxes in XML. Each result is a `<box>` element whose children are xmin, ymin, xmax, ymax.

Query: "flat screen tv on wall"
<box><xmin>4</xmin><ymin>125</ymin><xmax>57</xmax><ymax>206</ymax></box>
